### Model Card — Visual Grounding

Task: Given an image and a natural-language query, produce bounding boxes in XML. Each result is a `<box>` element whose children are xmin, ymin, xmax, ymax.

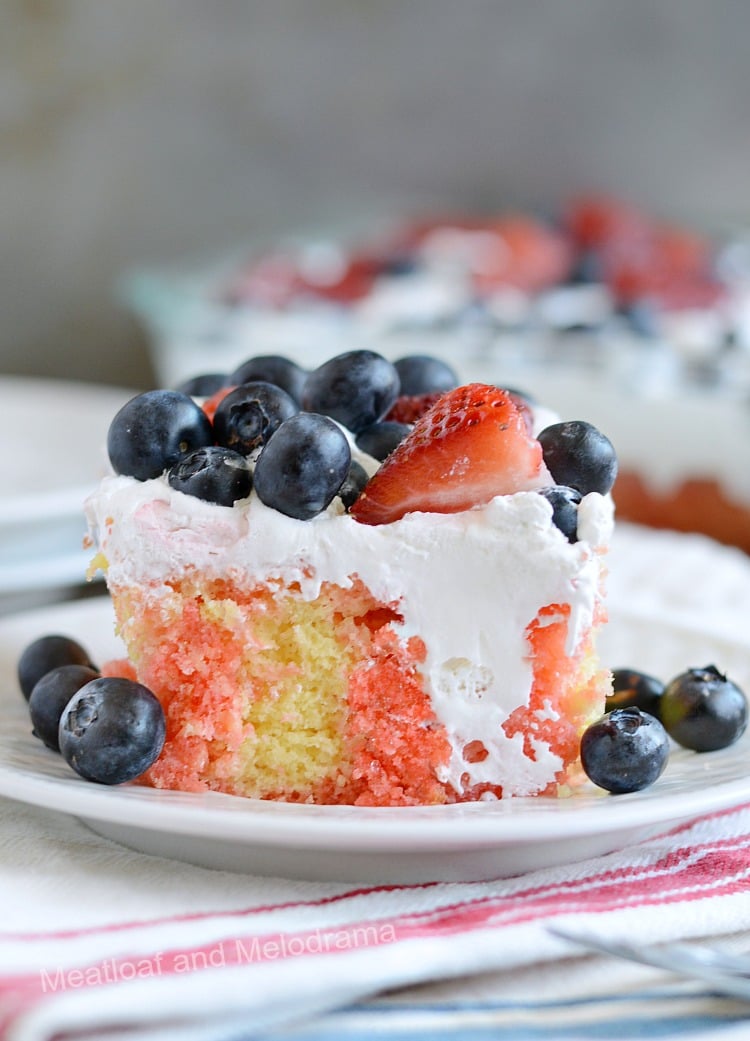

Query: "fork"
<box><xmin>549</xmin><ymin>925</ymin><xmax>750</xmax><ymax>1002</ymax></box>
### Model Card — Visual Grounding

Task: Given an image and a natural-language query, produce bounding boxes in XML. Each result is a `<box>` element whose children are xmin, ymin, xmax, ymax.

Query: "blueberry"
<box><xmin>338</xmin><ymin>460</ymin><xmax>370</xmax><ymax>511</ymax></box>
<box><xmin>608</xmin><ymin>669</ymin><xmax>665</xmax><ymax>717</ymax></box>
<box><xmin>619</xmin><ymin>300</ymin><xmax>662</xmax><ymax>339</ymax></box>
<box><xmin>254</xmin><ymin>413</ymin><xmax>351</xmax><ymax>520</ymax></box>
<box><xmin>229</xmin><ymin>355</ymin><xmax>308</xmax><ymax>404</ymax></box>
<box><xmin>356</xmin><ymin>421</ymin><xmax>410</xmax><ymax>462</ymax></box>
<box><xmin>301</xmin><ymin>351</ymin><xmax>400</xmax><ymax>434</ymax></box>
<box><xmin>394</xmin><ymin>355</ymin><xmax>459</xmax><ymax>396</ymax></box>
<box><xmin>175</xmin><ymin>373</ymin><xmax>228</xmax><ymax>397</ymax></box>
<box><xmin>18</xmin><ymin>635</ymin><xmax>96</xmax><ymax>701</ymax></box>
<box><xmin>168</xmin><ymin>446</ymin><xmax>252</xmax><ymax>506</ymax></box>
<box><xmin>567</xmin><ymin>248</ymin><xmax>604</xmax><ymax>286</ymax></box>
<box><xmin>659</xmin><ymin>665</ymin><xmax>748</xmax><ymax>752</ymax></box>
<box><xmin>537</xmin><ymin>420</ymin><xmax>618</xmax><ymax>496</ymax></box>
<box><xmin>380</xmin><ymin>255</ymin><xmax>420</xmax><ymax>278</ymax></box>
<box><xmin>538</xmin><ymin>485</ymin><xmax>582</xmax><ymax>542</ymax></box>
<box><xmin>58</xmin><ymin>677</ymin><xmax>166</xmax><ymax>785</ymax></box>
<box><xmin>29</xmin><ymin>664</ymin><xmax>100</xmax><ymax>751</ymax></box>
<box><xmin>107</xmin><ymin>390</ymin><xmax>214</xmax><ymax>481</ymax></box>
<box><xmin>213</xmin><ymin>381</ymin><xmax>299</xmax><ymax>455</ymax></box>
<box><xmin>580</xmin><ymin>707</ymin><xmax>670</xmax><ymax>794</ymax></box>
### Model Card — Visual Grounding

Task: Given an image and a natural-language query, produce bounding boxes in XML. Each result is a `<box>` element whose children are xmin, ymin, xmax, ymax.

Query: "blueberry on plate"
<box><xmin>253</xmin><ymin>412</ymin><xmax>351</xmax><ymax>520</ymax></box>
<box><xmin>537</xmin><ymin>420</ymin><xmax>618</xmax><ymax>496</ymax></box>
<box><xmin>394</xmin><ymin>355</ymin><xmax>458</xmax><ymax>396</ymax></box>
<box><xmin>538</xmin><ymin>485</ymin><xmax>582</xmax><ymax>543</ymax></box>
<box><xmin>580</xmin><ymin>707</ymin><xmax>670</xmax><ymax>794</ymax></box>
<box><xmin>356</xmin><ymin>421</ymin><xmax>411</xmax><ymax>462</ymax></box>
<box><xmin>29</xmin><ymin>664</ymin><xmax>100</xmax><ymax>751</ymax></box>
<box><xmin>608</xmin><ymin>668</ymin><xmax>665</xmax><ymax>718</ymax></box>
<box><xmin>168</xmin><ymin>446</ymin><xmax>252</xmax><ymax>506</ymax></box>
<box><xmin>17</xmin><ymin>634</ymin><xmax>96</xmax><ymax>701</ymax></box>
<box><xmin>107</xmin><ymin>390</ymin><xmax>214</xmax><ymax>481</ymax></box>
<box><xmin>301</xmin><ymin>350</ymin><xmax>400</xmax><ymax>434</ymax></box>
<box><xmin>58</xmin><ymin>677</ymin><xmax>166</xmax><ymax>785</ymax></box>
<box><xmin>659</xmin><ymin>665</ymin><xmax>748</xmax><ymax>752</ymax></box>
<box><xmin>229</xmin><ymin>355</ymin><xmax>308</xmax><ymax>404</ymax></box>
<box><xmin>213</xmin><ymin>381</ymin><xmax>299</xmax><ymax>455</ymax></box>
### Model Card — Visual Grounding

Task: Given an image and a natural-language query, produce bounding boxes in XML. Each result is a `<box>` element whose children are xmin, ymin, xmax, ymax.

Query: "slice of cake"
<box><xmin>85</xmin><ymin>352</ymin><xmax>615</xmax><ymax>806</ymax></box>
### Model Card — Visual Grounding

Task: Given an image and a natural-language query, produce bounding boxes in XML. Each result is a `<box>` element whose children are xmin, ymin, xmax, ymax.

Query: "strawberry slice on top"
<box><xmin>350</xmin><ymin>383</ymin><xmax>548</xmax><ymax>526</ymax></box>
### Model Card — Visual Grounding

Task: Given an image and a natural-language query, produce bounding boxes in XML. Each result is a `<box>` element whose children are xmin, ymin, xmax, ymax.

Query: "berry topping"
<box><xmin>500</xmin><ymin>388</ymin><xmax>536</xmax><ymax>434</ymax></box>
<box><xmin>58</xmin><ymin>677</ymin><xmax>166</xmax><ymax>785</ymax></box>
<box><xmin>537</xmin><ymin>420</ymin><xmax>618</xmax><ymax>496</ymax></box>
<box><xmin>580</xmin><ymin>707</ymin><xmax>670</xmax><ymax>794</ymax></box>
<box><xmin>355</xmin><ymin>421</ymin><xmax>411</xmax><ymax>462</ymax></box>
<box><xmin>175</xmin><ymin>373</ymin><xmax>228</xmax><ymax>398</ymax></box>
<box><xmin>297</xmin><ymin>252</ymin><xmax>381</xmax><ymax>303</ymax></box>
<box><xmin>538</xmin><ymin>485</ymin><xmax>582</xmax><ymax>543</ymax></box>
<box><xmin>350</xmin><ymin>383</ymin><xmax>546</xmax><ymax>526</ymax></box>
<box><xmin>18</xmin><ymin>635</ymin><xmax>96</xmax><ymax>701</ymax></box>
<box><xmin>565</xmin><ymin>195</ymin><xmax>650</xmax><ymax>250</ymax></box>
<box><xmin>213</xmin><ymin>381</ymin><xmax>299</xmax><ymax>455</ymax></box>
<box><xmin>338</xmin><ymin>460</ymin><xmax>370</xmax><ymax>511</ymax></box>
<box><xmin>301</xmin><ymin>350</ymin><xmax>400</xmax><ymax>434</ymax></box>
<box><xmin>564</xmin><ymin>194</ymin><xmax>720</xmax><ymax>310</ymax></box>
<box><xmin>608</xmin><ymin>668</ymin><xmax>665</xmax><ymax>717</ymax></box>
<box><xmin>470</xmin><ymin>215</ymin><xmax>574</xmax><ymax>295</ymax></box>
<box><xmin>229</xmin><ymin>354</ymin><xmax>308</xmax><ymax>404</ymax></box>
<box><xmin>393</xmin><ymin>355</ymin><xmax>459</xmax><ymax>396</ymax></box>
<box><xmin>168</xmin><ymin>446</ymin><xmax>252</xmax><ymax>506</ymax></box>
<box><xmin>29</xmin><ymin>664</ymin><xmax>100</xmax><ymax>751</ymax></box>
<box><xmin>659</xmin><ymin>665</ymin><xmax>748</xmax><ymax>752</ymax></box>
<box><xmin>253</xmin><ymin>412</ymin><xmax>352</xmax><ymax>520</ymax></box>
<box><xmin>108</xmin><ymin>390</ymin><xmax>213</xmax><ymax>481</ymax></box>
<box><xmin>201</xmin><ymin>385</ymin><xmax>235</xmax><ymax>423</ymax></box>
<box><xmin>385</xmin><ymin>391</ymin><xmax>445</xmax><ymax>425</ymax></box>
<box><xmin>401</xmin><ymin>214</ymin><xmax>572</xmax><ymax>293</ymax></box>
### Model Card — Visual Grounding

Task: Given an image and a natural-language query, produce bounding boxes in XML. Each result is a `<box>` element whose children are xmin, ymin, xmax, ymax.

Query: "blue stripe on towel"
<box><xmin>253</xmin><ymin>992</ymin><xmax>749</xmax><ymax>1041</ymax></box>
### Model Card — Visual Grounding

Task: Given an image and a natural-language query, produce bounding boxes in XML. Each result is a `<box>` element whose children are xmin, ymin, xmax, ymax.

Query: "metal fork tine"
<box><xmin>548</xmin><ymin>926</ymin><xmax>750</xmax><ymax>1003</ymax></box>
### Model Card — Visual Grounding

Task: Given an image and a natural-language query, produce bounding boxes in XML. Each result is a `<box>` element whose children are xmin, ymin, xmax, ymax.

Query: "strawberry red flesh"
<box><xmin>350</xmin><ymin>384</ymin><xmax>546</xmax><ymax>526</ymax></box>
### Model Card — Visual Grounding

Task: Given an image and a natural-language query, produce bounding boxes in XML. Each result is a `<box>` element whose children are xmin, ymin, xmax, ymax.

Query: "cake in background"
<box><xmin>121</xmin><ymin>195</ymin><xmax>750</xmax><ymax>553</ymax></box>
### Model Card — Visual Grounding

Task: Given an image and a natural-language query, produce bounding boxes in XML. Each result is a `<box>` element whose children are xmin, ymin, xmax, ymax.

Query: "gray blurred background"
<box><xmin>2</xmin><ymin>0</ymin><xmax>749</xmax><ymax>390</ymax></box>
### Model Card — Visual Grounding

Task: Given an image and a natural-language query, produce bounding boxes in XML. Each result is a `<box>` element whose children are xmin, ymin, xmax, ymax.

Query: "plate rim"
<box><xmin>0</xmin><ymin>755</ymin><xmax>748</xmax><ymax>853</ymax></box>
<box><xmin>0</xmin><ymin>596</ymin><xmax>749</xmax><ymax>855</ymax></box>
<box><xmin>0</xmin><ymin>376</ymin><xmax>134</xmax><ymax>520</ymax></box>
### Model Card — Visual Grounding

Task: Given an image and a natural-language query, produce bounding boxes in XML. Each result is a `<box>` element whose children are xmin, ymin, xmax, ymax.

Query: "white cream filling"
<box><xmin>86</xmin><ymin>471</ymin><xmax>612</xmax><ymax>796</ymax></box>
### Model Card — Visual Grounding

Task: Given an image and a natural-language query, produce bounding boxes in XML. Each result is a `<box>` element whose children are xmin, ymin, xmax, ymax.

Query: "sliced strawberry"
<box><xmin>298</xmin><ymin>253</ymin><xmax>380</xmax><ymax>303</ymax></box>
<box><xmin>202</xmin><ymin>384</ymin><xmax>235</xmax><ymax>423</ymax></box>
<box><xmin>385</xmin><ymin>391</ymin><xmax>445</xmax><ymax>425</ymax></box>
<box><xmin>564</xmin><ymin>195</ymin><xmax>650</xmax><ymax>249</ymax></box>
<box><xmin>471</xmin><ymin>215</ymin><xmax>574</xmax><ymax>295</ymax></box>
<box><xmin>223</xmin><ymin>254</ymin><xmax>300</xmax><ymax>308</ymax></box>
<box><xmin>350</xmin><ymin>384</ymin><xmax>547</xmax><ymax>526</ymax></box>
<box><xmin>650</xmin><ymin>278</ymin><xmax>727</xmax><ymax>312</ymax></box>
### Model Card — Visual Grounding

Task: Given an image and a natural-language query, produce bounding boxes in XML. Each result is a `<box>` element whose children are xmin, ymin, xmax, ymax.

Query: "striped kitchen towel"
<box><xmin>1</xmin><ymin>797</ymin><xmax>749</xmax><ymax>1041</ymax></box>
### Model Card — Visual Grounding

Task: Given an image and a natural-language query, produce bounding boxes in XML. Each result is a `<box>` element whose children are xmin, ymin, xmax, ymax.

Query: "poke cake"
<box><xmin>123</xmin><ymin>195</ymin><xmax>750</xmax><ymax>553</ymax></box>
<box><xmin>85</xmin><ymin>350</ymin><xmax>616</xmax><ymax>806</ymax></box>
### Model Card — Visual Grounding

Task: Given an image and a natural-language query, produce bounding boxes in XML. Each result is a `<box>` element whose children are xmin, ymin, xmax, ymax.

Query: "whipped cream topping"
<box><xmin>86</xmin><ymin>472</ymin><xmax>613</xmax><ymax>797</ymax></box>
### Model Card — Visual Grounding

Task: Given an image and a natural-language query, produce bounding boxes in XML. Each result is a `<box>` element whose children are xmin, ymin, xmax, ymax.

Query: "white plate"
<box><xmin>0</xmin><ymin>574</ymin><xmax>748</xmax><ymax>884</ymax></box>
<box><xmin>0</xmin><ymin>377</ymin><xmax>135</xmax><ymax>594</ymax></box>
